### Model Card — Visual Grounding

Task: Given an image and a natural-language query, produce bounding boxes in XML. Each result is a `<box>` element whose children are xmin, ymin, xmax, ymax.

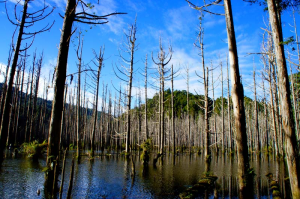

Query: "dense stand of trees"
<box><xmin>0</xmin><ymin>0</ymin><xmax>300</xmax><ymax>198</ymax></box>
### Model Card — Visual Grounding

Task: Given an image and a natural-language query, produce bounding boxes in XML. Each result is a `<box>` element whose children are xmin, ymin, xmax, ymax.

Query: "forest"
<box><xmin>0</xmin><ymin>0</ymin><xmax>300</xmax><ymax>198</ymax></box>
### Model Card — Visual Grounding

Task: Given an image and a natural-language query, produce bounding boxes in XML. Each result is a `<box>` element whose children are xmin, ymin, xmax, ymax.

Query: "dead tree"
<box><xmin>185</xmin><ymin>65</ymin><xmax>191</xmax><ymax>154</ymax></box>
<box><xmin>289</xmin><ymin>55</ymin><xmax>299</xmax><ymax>138</ymax></box>
<box><xmin>253</xmin><ymin>67</ymin><xmax>260</xmax><ymax>155</ymax></box>
<box><xmin>46</xmin><ymin>0</ymin><xmax>124</xmax><ymax>191</ymax></box>
<box><xmin>227</xmin><ymin>56</ymin><xmax>232</xmax><ymax>152</ymax></box>
<box><xmin>224</xmin><ymin>1</ymin><xmax>251</xmax><ymax>195</ymax></box>
<box><xmin>144</xmin><ymin>55</ymin><xmax>149</xmax><ymax>140</ymax></box>
<box><xmin>186</xmin><ymin>0</ymin><xmax>252</xmax><ymax>196</ymax></box>
<box><xmin>171</xmin><ymin>65</ymin><xmax>175</xmax><ymax>155</ymax></box>
<box><xmin>75</xmin><ymin>33</ymin><xmax>84</xmax><ymax>159</ymax></box>
<box><xmin>152</xmin><ymin>40</ymin><xmax>172</xmax><ymax>154</ymax></box>
<box><xmin>113</xmin><ymin>19</ymin><xmax>137</xmax><ymax>153</ymax></box>
<box><xmin>0</xmin><ymin>46</ymin><xmax>12</xmax><ymax>121</ymax></box>
<box><xmin>90</xmin><ymin>47</ymin><xmax>104</xmax><ymax>157</ymax></box>
<box><xmin>194</xmin><ymin>12</ymin><xmax>210</xmax><ymax>160</ymax></box>
<box><xmin>267</xmin><ymin>0</ymin><xmax>300</xmax><ymax>197</ymax></box>
<box><xmin>0</xmin><ymin>0</ymin><xmax>54</xmax><ymax>161</ymax></box>
<box><xmin>221</xmin><ymin>61</ymin><xmax>225</xmax><ymax>153</ymax></box>
<box><xmin>25</xmin><ymin>52</ymin><xmax>36</xmax><ymax>142</ymax></box>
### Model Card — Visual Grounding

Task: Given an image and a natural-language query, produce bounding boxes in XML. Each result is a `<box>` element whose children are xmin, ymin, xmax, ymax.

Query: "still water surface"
<box><xmin>0</xmin><ymin>151</ymin><xmax>291</xmax><ymax>198</ymax></box>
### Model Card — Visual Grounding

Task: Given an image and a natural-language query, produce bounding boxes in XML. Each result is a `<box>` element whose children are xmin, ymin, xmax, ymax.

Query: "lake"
<box><xmin>0</xmin><ymin>151</ymin><xmax>291</xmax><ymax>198</ymax></box>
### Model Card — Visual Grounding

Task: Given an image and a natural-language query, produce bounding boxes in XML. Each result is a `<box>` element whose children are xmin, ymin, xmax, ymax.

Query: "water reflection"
<box><xmin>0</xmin><ymin>152</ymin><xmax>292</xmax><ymax>198</ymax></box>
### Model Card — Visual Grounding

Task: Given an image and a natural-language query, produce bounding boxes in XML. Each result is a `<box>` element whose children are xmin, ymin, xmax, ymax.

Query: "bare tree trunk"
<box><xmin>0</xmin><ymin>47</ymin><xmax>12</xmax><ymax>122</ymax></box>
<box><xmin>60</xmin><ymin>85</ymin><xmax>68</xmax><ymax>151</ymax></box>
<box><xmin>144</xmin><ymin>55</ymin><xmax>148</xmax><ymax>140</ymax></box>
<box><xmin>76</xmin><ymin>37</ymin><xmax>83</xmax><ymax>159</ymax></box>
<box><xmin>45</xmin><ymin>0</ymin><xmax>76</xmax><ymax>190</ymax></box>
<box><xmin>8</xmin><ymin>69</ymin><xmax>21</xmax><ymax>145</ymax></box>
<box><xmin>261</xmin><ymin>69</ymin><xmax>269</xmax><ymax>155</ymax></box>
<box><xmin>204</xmin><ymin>67</ymin><xmax>209</xmax><ymax>159</ymax></box>
<box><xmin>289</xmin><ymin>57</ymin><xmax>299</xmax><ymax>138</ymax></box>
<box><xmin>171</xmin><ymin>65</ymin><xmax>175</xmax><ymax>155</ymax></box>
<box><xmin>221</xmin><ymin>62</ymin><xmax>224</xmax><ymax>153</ymax></box>
<box><xmin>186</xmin><ymin>66</ymin><xmax>191</xmax><ymax>154</ymax></box>
<box><xmin>26</xmin><ymin>56</ymin><xmax>35</xmax><ymax>142</ymax></box>
<box><xmin>30</xmin><ymin>55</ymin><xmax>42</xmax><ymax>141</ymax></box>
<box><xmin>15</xmin><ymin>66</ymin><xmax>25</xmax><ymax>144</ymax></box>
<box><xmin>124</xmin><ymin>21</ymin><xmax>137</xmax><ymax>153</ymax></box>
<box><xmin>161</xmin><ymin>65</ymin><xmax>165</xmax><ymax>154</ymax></box>
<box><xmin>152</xmin><ymin>40</ymin><xmax>172</xmax><ymax>154</ymax></box>
<box><xmin>0</xmin><ymin>0</ymin><xmax>29</xmax><ymax>161</ymax></box>
<box><xmin>253</xmin><ymin>69</ymin><xmax>260</xmax><ymax>155</ymax></box>
<box><xmin>267</xmin><ymin>0</ymin><xmax>300</xmax><ymax>197</ymax></box>
<box><xmin>224</xmin><ymin>0</ymin><xmax>251</xmax><ymax>197</ymax></box>
<box><xmin>227</xmin><ymin>57</ymin><xmax>232</xmax><ymax>152</ymax></box>
<box><xmin>91</xmin><ymin>48</ymin><xmax>104</xmax><ymax>157</ymax></box>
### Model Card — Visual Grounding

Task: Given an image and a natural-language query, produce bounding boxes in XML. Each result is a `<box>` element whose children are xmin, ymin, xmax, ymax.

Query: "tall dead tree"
<box><xmin>76</xmin><ymin>33</ymin><xmax>84</xmax><ymax>159</ymax></box>
<box><xmin>253</xmin><ymin>67</ymin><xmax>260</xmax><ymax>154</ymax></box>
<box><xmin>46</xmin><ymin>0</ymin><xmax>124</xmax><ymax>191</ymax></box>
<box><xmin>171</xmin><ymin>65</ymin><xmax>176</xmax><ymax>155</ymax></box>
<box><xmin>194</xmin><ymin>12</ymin><xmax>210</xmax><ymax>160</ymax></box>
<box><xmin>223</xmin><ymin>1</ymin><xmax>251</xmax><ymax>196</ymax></box>
<box><xmin>221</xmin><ymin>61</ymin><xmax>225</xmax><ymax>152</ymax></box>
<box><xmin>25</xmin><ymin>52</ymin><xmax>36</xmax><ymax>142</ymax></box>
<box><xmin>186</xmin><ymin>0</ymin><xmax>252</xmax><ymax>196</ymax></box>
<box><xmin>0</xmin><ymin>0</ymin><xmax>54</xmax><ymax>161</ymax></box>
<box><xmin>144</xmin><ymin>55</ymin><xmax>149</xmax><ymax>140</ymax></box>
<box><xmin>114</xmin><ymin>19</ymin><xmax>137</xmax><ymax>153</ymax></box>
<box><xmin>227</xmin><ymin>56</ymin><xmax>232</xmax><ymax>152</ymax></box>
<box><xmin>267</xmin><ymin>0</ymin><xmax>300</xmax><ymax>197</ymax></box>
<box><xmin>152</xmin><ymin>40</ymin><xmax>172</xmax><ymax>154</ymax></box>
<box><xmin>0</xmin><ymin>46</ymin><xmax>12</xmax><ymax>121</ymax></box>
<box><xmin>30</xmin><ymin>53</ymin><xmax>42</xmax><ymax>140</ymax></box>
<box><xmin>90</xmin><ymin>47</ymin><xmax>104</xmax><ymax>157</ymax></box>
<box><xmin>185</xmin><ymin>65</ymin><xmax>191</xmax><ymax>154</ymax></box>
<box><xmin>289</xmin><ymin>55</ymin><xmax>299</xmax><ymax>139</ymax></box>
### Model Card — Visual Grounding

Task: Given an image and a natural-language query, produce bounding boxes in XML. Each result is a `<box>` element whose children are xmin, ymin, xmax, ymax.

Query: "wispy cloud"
<box><xmin>92</xmin><ymin>0</ymin><xmax>126</xmax><ymax>35</ymax></box>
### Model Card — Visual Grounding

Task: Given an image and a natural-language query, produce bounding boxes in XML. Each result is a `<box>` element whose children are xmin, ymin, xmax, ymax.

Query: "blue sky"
<box><xmin>0</xmin><ymin>0</ymin><xmax>299</xmax><ymax>106</ymax></box>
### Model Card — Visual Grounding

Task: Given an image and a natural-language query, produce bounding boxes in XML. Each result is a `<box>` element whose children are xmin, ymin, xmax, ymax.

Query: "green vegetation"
<box><xmin>140</xmin><ymin>139</ymin><xmax>152</xmax><ymax>165</ymax></box>
<box><xmin>20</xmin><ymin>140</ymin><xmax>47</xmax><ymax>159</ymax></box>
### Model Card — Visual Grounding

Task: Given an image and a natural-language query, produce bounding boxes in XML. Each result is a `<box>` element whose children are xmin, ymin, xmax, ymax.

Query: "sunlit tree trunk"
<box><xmin>224</xmin><ymin>0</ymin><xmax>251</xmax><ymax>197</ymax></box>
<box><xmin>267</xmin><ymin>0</ymin><xmax>300</xmax><ymax>197</ymax></box>
<box><xmin>45</xmin><ymin>0</ymin><xmax>76</xmax><ymax>190</ymax></box>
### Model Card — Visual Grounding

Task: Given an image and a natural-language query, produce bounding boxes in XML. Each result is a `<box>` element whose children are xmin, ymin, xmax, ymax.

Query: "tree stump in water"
<box><xmin>266</xmin><ymin>173</ymin><xmax>282</xmax><ymax>199</ymax></box>
<box><xmin>179</xmin><ymin>174</ymin><xmax>218</xmax><ymax>199</ymax></box>
<box><xmin>153</xmin><ymin>153</ymin><xmax>162</xmax><ymax>166</ymax></box>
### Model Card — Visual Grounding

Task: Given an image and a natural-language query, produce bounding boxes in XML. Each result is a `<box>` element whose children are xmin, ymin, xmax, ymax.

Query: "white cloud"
<box><xmin>91</xmin><ymin>0</ymin><xmax>126</xmax><ymax>35</ymax></box>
